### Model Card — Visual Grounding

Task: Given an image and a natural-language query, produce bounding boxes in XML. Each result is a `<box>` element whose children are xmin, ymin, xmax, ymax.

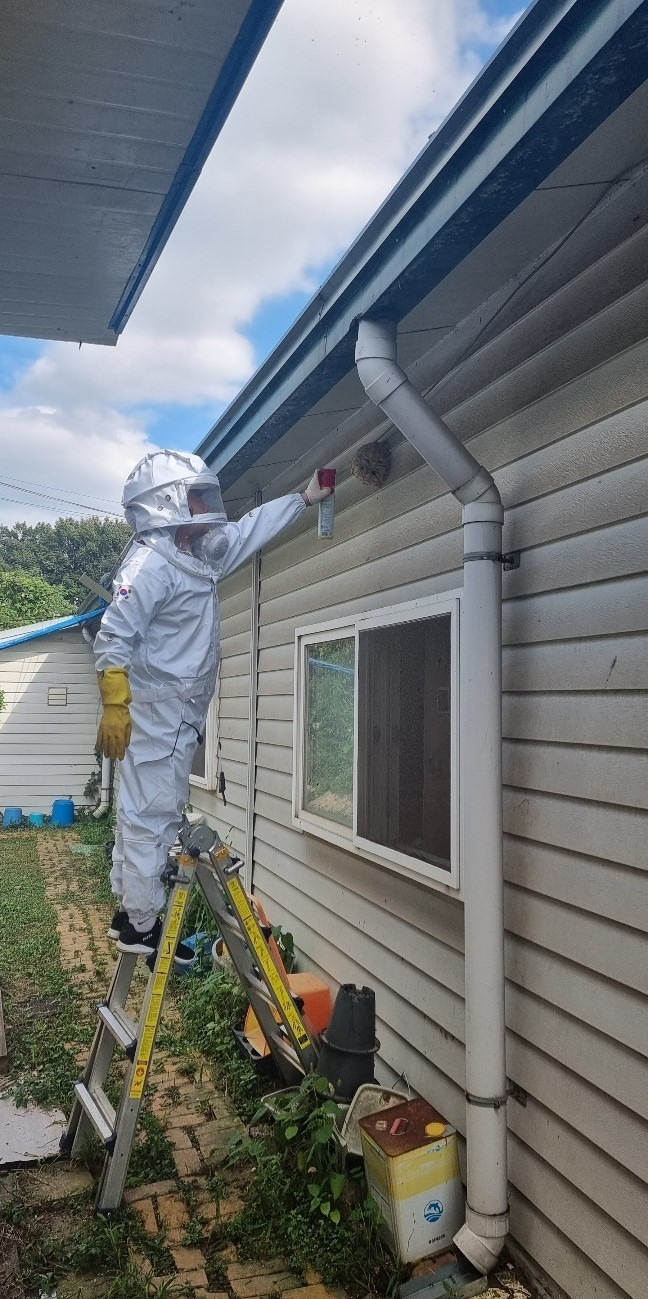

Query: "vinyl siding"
<box><xmin>0</xmin><ymin>630</ymin><xmax>98</xmax><ymax>812</ymax></box>
<box><xmin>196</xmin><ymin>212</ymin><xmax>648</xmax><ymax>1299</ymax></box>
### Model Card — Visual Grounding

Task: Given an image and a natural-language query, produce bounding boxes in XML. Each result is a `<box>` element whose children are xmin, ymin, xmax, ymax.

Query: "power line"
<box><xmin>0</xmin><ymin>491</ymin><xmax>98</xmax><ymax>519</ymax></box>
<box><xmin>4</xmin><ymin>470</ymin><xmax>122</xmax><ymax>508</ymax></box>
<box><xmin>0</xmin><ymin>478</ymin><xmax>124</xmax><ymax>519</ymax></box>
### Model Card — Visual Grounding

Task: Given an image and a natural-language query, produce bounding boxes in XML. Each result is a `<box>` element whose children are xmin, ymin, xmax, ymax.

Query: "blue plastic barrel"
<box><xmin>51</xmin><ymin>798</ymin><xmax>74</xmax><ymax>827</ymax></box>
<box><xmin>28</xmin><ymin>813</ymin><xmax>46</xmax><ymax>828</ymax></box>
<box><xmin>2</xmin><ymin>807</ymin><xmax>23</xmax><ymax>827</ymax></box>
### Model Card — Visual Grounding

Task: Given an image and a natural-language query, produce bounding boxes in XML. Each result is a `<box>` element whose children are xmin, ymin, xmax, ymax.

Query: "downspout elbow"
<box><xmin>355</xmin><ymin>318</ymin><xmax>501</xmax><ymax>512</ymax></box>
<box><xmin>454</xmin><ymin>1216</ymin><xmax>509</xmax><ymax>1275</ymax></box>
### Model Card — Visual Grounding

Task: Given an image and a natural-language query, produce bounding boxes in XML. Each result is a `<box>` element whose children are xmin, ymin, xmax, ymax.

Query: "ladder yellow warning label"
<box><xmin>225</xmin><ymin>874</ymin><xmax>311</xmax><ymax>1051</ymax></box>
<box><xmin>129</xmin><ymin>886</ymin><xmax>189</xmax><ymax>1099</ymax></box>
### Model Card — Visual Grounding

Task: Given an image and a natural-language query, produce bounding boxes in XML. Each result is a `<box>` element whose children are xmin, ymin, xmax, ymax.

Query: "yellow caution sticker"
<box><xmin>129</xmin><ymin>886</ymin><xmax>189</xmax><ymax>1099</ymax></box>
<box><xmin>226</xmin><ymin>875</ymin><xmax>311</xmax><ymax>1051</ymax></box>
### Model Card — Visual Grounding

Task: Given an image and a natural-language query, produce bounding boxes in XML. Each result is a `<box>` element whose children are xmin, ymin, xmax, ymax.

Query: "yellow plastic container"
<box><xmin>360</xmin><ymin>1098</ymin><xmax>463</xmax><ymax>1262</ymax></box>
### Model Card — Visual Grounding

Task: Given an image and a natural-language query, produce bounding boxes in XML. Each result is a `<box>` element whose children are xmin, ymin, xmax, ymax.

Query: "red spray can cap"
<box><xmin>318</xmin><ymin>468</ymin><xmax>336</xmax><ymax>491</ymax></box>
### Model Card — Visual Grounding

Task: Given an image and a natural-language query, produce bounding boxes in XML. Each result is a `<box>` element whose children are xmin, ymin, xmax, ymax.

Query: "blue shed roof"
<box><xmin>196</xmin><ymin>0</ymin><xmax>648</xmax><ymax>491</ymax></box>
<box><xmin>0</xmin><ymin>608</ymin><xmax>104</xmax><ymax>652</ymax></box>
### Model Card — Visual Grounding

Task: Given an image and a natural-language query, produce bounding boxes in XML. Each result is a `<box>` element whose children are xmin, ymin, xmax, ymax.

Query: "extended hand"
<box><xmin>303</xmin><ymin>471</ymin><xmax>333</xmax><ymax>505</ymax></box>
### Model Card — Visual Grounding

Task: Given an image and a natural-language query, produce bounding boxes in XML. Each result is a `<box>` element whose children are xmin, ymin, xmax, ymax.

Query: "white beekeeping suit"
<box><xmin>93</xmin><ymin>449</ymin><xmax>328</xmax><ymax>958</ymax></box>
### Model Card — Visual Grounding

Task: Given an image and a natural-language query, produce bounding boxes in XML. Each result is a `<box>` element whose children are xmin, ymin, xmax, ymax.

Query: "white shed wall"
<box><xmin>196</xmin><ymin>212</ymin><xmax>648</xmax><ymax>1299</ymax></box>
<box><xmin>0</xmin><ymin>630</ymin><xmax>98</xmax><ymax>814</ymax></box>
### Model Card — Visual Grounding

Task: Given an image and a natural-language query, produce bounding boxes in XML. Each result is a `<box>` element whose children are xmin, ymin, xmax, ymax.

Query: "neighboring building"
<box><xmin>0</xmin><ymin>613</ymin><xmax>100</xmax><ymax>815</ymax></box>
<box><xmin>189</xmin><ymin>3</ymin><xmax>648</xmax><ymax>1298</ymax></box>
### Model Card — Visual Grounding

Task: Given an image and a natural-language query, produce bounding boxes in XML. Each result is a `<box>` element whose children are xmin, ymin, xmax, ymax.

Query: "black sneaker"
<box><xmin>107</xmin><ymin>908</ymin><xmax>128</xmax><ymax>940</ymax></box>
<box><xmin>117</xmin><ymin>918</ymin><xmax>195</xmax><ymax>966</ymax></box>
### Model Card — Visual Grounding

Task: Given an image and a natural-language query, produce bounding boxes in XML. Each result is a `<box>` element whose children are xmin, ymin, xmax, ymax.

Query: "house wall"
<box><xmin>196</xmin><ymin>217</ymin><xmax>648</xmax><ymax>1299</ymax></box>
<box><xmin>0</xmin><ymin>630</ymin><xmax>99</xmax><ymax>814</ymax></box>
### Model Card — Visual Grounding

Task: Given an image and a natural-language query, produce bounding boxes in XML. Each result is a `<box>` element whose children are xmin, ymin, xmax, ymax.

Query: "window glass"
<box><xmin>303</xmin><ymin>637</ymin><xmax>355</xmax><ymax>827</ymax></box>
<box><xmin>357</xmin><ymin>615</ymin><xmax>451</xmax><ymax>869</ymax></box>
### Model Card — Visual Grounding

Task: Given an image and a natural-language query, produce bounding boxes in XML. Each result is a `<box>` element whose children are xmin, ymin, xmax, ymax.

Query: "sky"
<box><xmin>0</xmin><ymin>0</ymin><xmax>521</xmax><ymax>527</ymax></box>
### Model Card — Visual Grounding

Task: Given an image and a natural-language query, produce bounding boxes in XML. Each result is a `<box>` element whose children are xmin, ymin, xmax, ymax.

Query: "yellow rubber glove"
<box><xmin>96</xmin><ymin>667</ymin><xmax>132</xmax><ymax>761</ymax></box>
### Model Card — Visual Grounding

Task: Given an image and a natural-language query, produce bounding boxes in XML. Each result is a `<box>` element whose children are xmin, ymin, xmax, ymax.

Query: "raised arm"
<box><xmin>220</xmin><ymin>474</ymin><xmax>332</xmax><ymax>578</ymax></box>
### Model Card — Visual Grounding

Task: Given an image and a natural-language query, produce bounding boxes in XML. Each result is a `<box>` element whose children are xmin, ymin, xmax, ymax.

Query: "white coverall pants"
<box><xmin>110</xmin><ymin>693</ymin><xmax>207</xmax><ymax>928</ymax></box>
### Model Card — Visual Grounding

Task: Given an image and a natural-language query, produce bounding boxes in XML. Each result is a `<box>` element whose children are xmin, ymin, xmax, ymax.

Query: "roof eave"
<box><xmin>108</xmin><ymin>0</ymin><xmax>283</xmax><ymax>336</ymax></box>
<box><xmin>196</xmin><ymin>0</ymin><xmax>648</xmax><ymax>487</ymax></box>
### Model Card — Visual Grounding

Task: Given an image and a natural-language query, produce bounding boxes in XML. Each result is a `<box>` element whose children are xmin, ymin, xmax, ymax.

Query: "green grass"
<box><xmin>0</xmin><ymin>833</ymin><xmax>91</xmax><ymax>1110</ymax></box>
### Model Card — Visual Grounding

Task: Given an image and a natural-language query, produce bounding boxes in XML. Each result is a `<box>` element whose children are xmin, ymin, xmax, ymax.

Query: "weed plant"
<box><xmin>1</xmin><ymin>1200</ymin><xmax>187</xmax><ymax>1298</ymax></box>
<box><xmin>174</xmin><ymin>949</ymin><xmax>401</xmax><ymax>1293</ymax></box>
<box><xmin>226</xmin><ymin>1075</ymin><xmax>400</xmax><ymax>1295</ymax></box>
<box><xmin>125</xmin><ymin>1108</ymin><xmax>176</xmax><ymax>1188</ymax></box>
<box><xmin>176</xmin><ymin>965</ymin><xmax>264</xmax><ymax>1119</ymax></box>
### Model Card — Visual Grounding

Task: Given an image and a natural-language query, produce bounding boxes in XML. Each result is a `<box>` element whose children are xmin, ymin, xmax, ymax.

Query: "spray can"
<box><xmin>317</xmin><ymin>468</ymin><xmax>336</xmax><ymax>539</ymax></box>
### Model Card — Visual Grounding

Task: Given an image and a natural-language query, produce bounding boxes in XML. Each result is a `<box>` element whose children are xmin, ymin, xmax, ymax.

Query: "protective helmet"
<box><xmin>122</xmin><ymin>450</ymin><xmax>226</xmax><ymax>535</ymax></box>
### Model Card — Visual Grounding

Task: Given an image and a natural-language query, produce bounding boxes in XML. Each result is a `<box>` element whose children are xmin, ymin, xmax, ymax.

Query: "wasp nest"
<box><xmin>350</xmin><ymin>440</ymin><xmax>392</xmax><ymax>488</ymax></box>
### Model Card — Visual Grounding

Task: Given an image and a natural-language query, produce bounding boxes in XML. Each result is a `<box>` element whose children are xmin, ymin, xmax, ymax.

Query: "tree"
<box><xmin>0</xmin><ymin>516</ymin><xmax>131</xmax><ymax>607</ymax></box>
<box><xmin>0</xmin><ymin>570</ymin><xmax>72</xmax><ymax>632</ymax></box>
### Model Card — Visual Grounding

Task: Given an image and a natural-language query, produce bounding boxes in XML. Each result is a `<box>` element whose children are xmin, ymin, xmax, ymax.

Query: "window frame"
<box><xmin>293</xmin><ymin>590</ymin><xmax>461</xmax><ymax>894</ymax></box>
<box><xmin>188</xmin><ymin>693</ymin><xmax>218</xmax><ymax>791</ymax></box>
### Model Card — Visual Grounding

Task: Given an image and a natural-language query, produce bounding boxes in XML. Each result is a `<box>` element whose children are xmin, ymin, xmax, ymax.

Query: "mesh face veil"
<box><xmin>122</xmin><ymin>450</ymin><xmax>226</xmax><ymax>535</ymax></box>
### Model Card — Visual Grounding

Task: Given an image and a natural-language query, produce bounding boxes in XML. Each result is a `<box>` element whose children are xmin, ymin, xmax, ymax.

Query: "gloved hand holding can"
<box><xmin>303</xmin><ymin>469</ymin><xmax>334</xmax><ymax>505</ymax></box>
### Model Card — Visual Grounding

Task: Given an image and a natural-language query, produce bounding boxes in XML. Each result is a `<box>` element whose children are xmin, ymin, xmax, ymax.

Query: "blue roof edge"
<box><xmin>108</xmin><ymin>0</ymin><xmax>284</xmax><ymax>336</ymax></box>
<box><xmin>0</xmin><ymin>607</ymin><xmax>105</xmax><ymax>652</ymax></box>
<box><xmin>195</xmin><ymin>0</ymin><xmax>648</xmax><ymax>489</ymax></box>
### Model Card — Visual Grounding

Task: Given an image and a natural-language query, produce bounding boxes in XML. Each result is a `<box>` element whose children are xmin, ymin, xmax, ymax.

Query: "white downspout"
<box><xmin>355</xmin><ymin>317</ymin><xmax>509</xmax><ymax>1273</ymax></box>
<box><xmin>93</xmin><ymin>755</ymin><xmax>113</xmax><ymax>819</ymax></box>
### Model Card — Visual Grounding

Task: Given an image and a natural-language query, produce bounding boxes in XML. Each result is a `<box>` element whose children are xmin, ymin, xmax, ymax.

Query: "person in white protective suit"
<box><xmin>93</xmin><ymin>449</ymin><xmax>331</xmax><ymax>960</ymax></box>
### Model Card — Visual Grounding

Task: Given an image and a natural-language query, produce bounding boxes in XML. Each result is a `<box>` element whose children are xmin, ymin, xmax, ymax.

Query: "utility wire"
<box><xmin>4</xmin><ymin>470</ymin><xmax>122</xmax><ymax>508</ymax></box>
<box><xmin>0</xmin><ymin>477</ymin><xmax>123</xmax><ymax>519</ymax></box>
<box><xmin>0</xmin><ymin>492</ymin><xmax>104</xmax><ymax>519</ymax></box>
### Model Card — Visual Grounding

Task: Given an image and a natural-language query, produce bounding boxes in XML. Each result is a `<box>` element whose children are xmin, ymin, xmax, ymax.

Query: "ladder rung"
<box><xmin>74</xmin><ymin>1083</ymin><xmax>116</xmax><ymax>1147</ymax></box>
<box><xmin>98</xmin><ymin>1004</ymin><xmax>138</xmax><ymax>1058</ymax></box>
<box><xmin>238</xmin><ymin>970</ymin><xmax>279</xmax><ymax>1008</ymax></box>
<box><xmin>267</xmin><ymin>1034</ymin><xmax>303</xmax><ymax>1068</ymax></box>
<box><xmin>234</xmin><ymin>1027</ymin><xmax>303</xmax><ymax>1071</ymax></box>
<box><xmin>217</xmin><ymin>914</ymin><xmax>246</xmax><ymax>938</ymax></box>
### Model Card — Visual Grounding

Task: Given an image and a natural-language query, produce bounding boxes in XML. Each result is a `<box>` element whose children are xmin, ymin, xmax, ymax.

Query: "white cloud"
<box><xmin>1</xmin><ymin>0</ymin><xmax>515</xmax><ymax>524</ymax></box>
<box><xmin>0</xmin><ymin>405</ymin><xmax>154</xmax><ymax>525</ymax></box>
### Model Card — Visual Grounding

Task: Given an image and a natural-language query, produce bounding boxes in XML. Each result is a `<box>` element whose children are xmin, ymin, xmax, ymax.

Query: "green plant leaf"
<box><xmin>313</xmin><ymin>1074</ymin><xmax>330</xmax><ymax>1094</ymax></box>
<box><xmin>330</xmin><ymin>1172</ymin><xmax>346</xmax><ymax>1201</ymax></box>
<box><xmin>319</xmin><ymin>1200</ymin><xmax>331</xmax><ymax>1216</ymax></box>
<box><xmin>330</xmin><ymin>1208</ymin><xmax>341</xmax><ymax>1225</ymax></box>
<box><xmin>284</xmin><ymin>1123</ymin><xmax>299</xmax><ymax>1140</ymax></box>
<box><xmin>308</xmin><ymin>1183</ymin><xmax>320</xmax><ymax>1198</ymax></box>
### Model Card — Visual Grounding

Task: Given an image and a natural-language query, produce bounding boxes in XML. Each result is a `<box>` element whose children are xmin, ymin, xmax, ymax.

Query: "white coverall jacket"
<box><xmin>93</xmin><ymin>494</ymin><xmax>305</xmax><ymax>927</ymax></box>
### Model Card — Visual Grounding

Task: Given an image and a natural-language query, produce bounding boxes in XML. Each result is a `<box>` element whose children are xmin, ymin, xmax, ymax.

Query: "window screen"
<box><xmin>357</xmin><ymin>615</ymin><xmax>451</xmax><ymax>870</ymax></box>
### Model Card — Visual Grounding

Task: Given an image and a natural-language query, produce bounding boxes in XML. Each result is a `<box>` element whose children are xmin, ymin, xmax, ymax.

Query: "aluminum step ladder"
<box><xmin>61</xmin><ymin>821</ymin><xmax>318</xmax><ymax>1213</ymax></box>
